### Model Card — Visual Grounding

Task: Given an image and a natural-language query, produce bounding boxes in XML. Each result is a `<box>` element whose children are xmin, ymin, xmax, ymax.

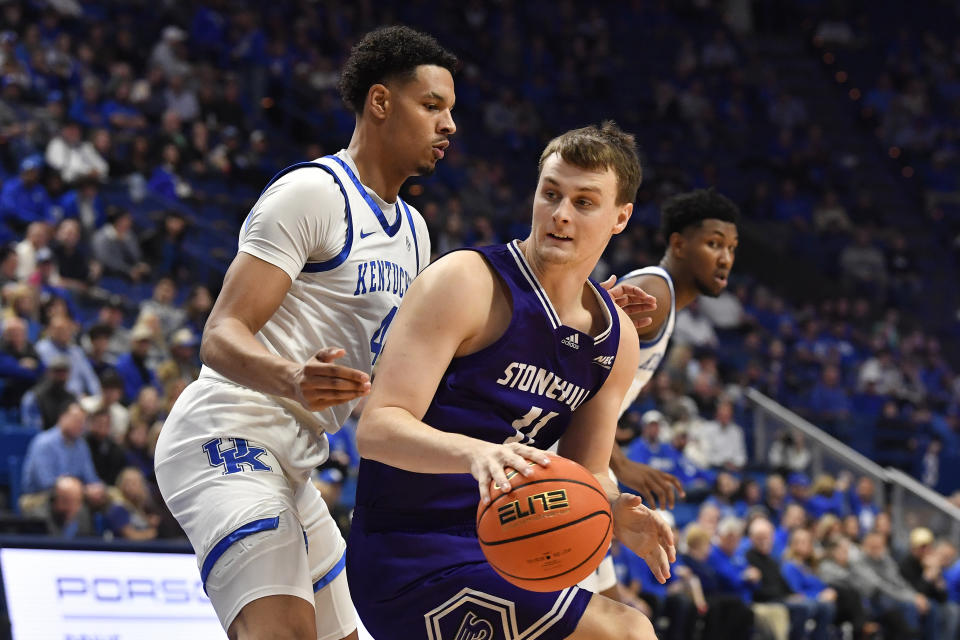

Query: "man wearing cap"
<box><xmin>156</xmin><ymin>327</ymin><xmax>200</xmax><ymax>385</ymax></box>
<box><xmin>0</xmin><ymin>154</ymin><xmax>53</xmax><ymax>232</ymax></box>
<box><xmin>900</xmin><ymin>527</ymin><xmax>960</xmax><ymax>640</ymax></box>
<box><xmin>114</xmin><ymin>323</ymin><xmax>161</xmax><ymax>403</ymax></box>
<box><xmin>35</xmin><ymin>314</ymin><xmax>101</xmax><ymax>398</ymax></box>
<box><xmin>20</xmin><ymin>353</ymin><xmax>76</xmax><ymax>430</ymax></box>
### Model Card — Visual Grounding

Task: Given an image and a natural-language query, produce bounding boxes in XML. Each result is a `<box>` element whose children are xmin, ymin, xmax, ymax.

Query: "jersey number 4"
<box><xmin>370</xmin><ymin>305</ymin><xmax>398</xmax><ymax>366</ymax></box>
<box><xmin>504</xmin><ymin>406</ymin><xmax>559</xmax><ymax>445</ymax></box>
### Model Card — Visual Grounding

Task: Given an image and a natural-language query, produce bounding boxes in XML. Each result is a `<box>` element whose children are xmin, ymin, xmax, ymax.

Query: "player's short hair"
<box><xmin>538</xmin><ymin>120</ymin><xmax>642</xmax><ymax>205</ymax></box>
<box><xmin>338</xmin><ymin>26</ymin><xmax>457</xmax><ymax>114</ymax></box>
<box><xmin>660</xmin><ymin>188</ymin><xmax>740</xmax><ymax>239</ymax></box>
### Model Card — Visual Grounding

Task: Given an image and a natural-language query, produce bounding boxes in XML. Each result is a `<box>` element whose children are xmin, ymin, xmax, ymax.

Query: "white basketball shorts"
<box><xmin>155</xmin><ymin>378</ymin><xmax>353</xmax><ymax>637</ymax></box>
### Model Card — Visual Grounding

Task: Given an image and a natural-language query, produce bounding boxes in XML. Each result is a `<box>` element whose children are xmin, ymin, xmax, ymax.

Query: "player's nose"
<box><xmin>439</xmin><ymin>109</ymin><xmax>456</xmax><ymax>135</ymax></box>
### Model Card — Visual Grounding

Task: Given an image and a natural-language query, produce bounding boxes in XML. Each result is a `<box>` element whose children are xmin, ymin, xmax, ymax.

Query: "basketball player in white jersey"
<box><xmin>154</xmin><ymin>27</ymin><xmax>456</xmax><ymax>640</ymax></box>
<box><xmin>582</xmin><ymin>189</ymin><xmax>740</xmax><ymax>599</ymax></box>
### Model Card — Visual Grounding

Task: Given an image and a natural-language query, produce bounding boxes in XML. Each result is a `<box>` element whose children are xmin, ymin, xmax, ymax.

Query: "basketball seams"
<box><xmin>477</xmin><ymin>510</ymin><xmax>611</xmax><ymax>546</ymax></box>
<box><xmin>488</xmin><ymin>518</ymin><xmax>612</xmax><ymax>585</ymax></box>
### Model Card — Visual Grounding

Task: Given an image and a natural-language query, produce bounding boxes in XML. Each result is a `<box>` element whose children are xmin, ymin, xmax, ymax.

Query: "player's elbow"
<box><xmin>355</xmin><ymin>414</ymin><xmax>380</xmax><ymax>460</ymax></box>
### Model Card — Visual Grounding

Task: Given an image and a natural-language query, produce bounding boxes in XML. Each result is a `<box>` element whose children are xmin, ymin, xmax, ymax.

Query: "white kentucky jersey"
<box><xmin>617</xmin><ymin>265</ymin><xmax>676</xmax><ymax>416</ymax></box>
<box><xmin>199</xmin><ymin>149</ymin><xmax>429</xmax><ymax>439</ymax></box>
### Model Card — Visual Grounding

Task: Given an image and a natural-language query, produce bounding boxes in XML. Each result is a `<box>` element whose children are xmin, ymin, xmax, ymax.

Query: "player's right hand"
<box><xmin>468</xmin><ymin>442</ymin><xmax>551</xmax><ymax>505</ymax></box>
<box><xmin>292</xmin><ymin>346</ymin><xmax>372</xmax><ymax>411</ymax></box>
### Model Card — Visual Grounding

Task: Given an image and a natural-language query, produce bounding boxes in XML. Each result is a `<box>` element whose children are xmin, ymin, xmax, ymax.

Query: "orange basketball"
<box><xmin>476</xmin><ymin>453</ymin><xmax>613</xmax><ymax>592</ymax></box>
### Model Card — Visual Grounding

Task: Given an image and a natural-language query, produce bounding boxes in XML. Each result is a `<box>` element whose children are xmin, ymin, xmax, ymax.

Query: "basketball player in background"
<box><xmin>585</xmin><ymin>189</ymin><xmax>739</xmax><ymax>604</ymax></box>
<box><xmin>154</xmin><ymin>27</ymin><xmax>456</xmax><ymax>640</ymax></box>
<box><xmin>349</xmin><ymin>122</ymin><xmax>674</xmax><ymax>640</ymax></box>
<box><xmin>611</xmin><ymin>189</ymin><xmax>739</xmax><ymax>502</ymax></box>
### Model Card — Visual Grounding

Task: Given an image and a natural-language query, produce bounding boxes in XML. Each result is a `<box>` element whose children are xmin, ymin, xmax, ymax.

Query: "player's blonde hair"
<box><xmin>537</xmin><ymin>120</ymin><xmax>642</xmax><ymax>205</ymax></box>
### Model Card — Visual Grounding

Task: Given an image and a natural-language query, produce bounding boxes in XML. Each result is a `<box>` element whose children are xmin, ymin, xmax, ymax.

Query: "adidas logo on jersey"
<box><xmin>593</xmin><ymin>355</ymin><xmax>614</xmax><ymax>369</ymax></box>
<box><xmin>561</xmin><ymin>333</ymin><xmax>580</xmax><ymax>350</ymax></box>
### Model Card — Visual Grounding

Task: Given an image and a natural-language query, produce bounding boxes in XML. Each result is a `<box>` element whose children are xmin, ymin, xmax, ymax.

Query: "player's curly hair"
<box><xmin>338</xmin><ymin>26</ymin><xmax>457</xmax><ymax>114</ymax></box>
<box><xmin>538</xmin><ymin>121</ymin><xmax>642</xmax><ymax>205</ymax></box>
<box><xmin>660</xmin><ymin>188</ymin><xmax>740</xmax><ymax>239</ymax></box>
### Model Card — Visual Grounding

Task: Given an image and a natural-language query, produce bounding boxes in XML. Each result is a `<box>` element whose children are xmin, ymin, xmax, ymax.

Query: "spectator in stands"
<box><xmin>775</xmin><ymin>503</ymin><xmax>809</xmax><ymax>559</ymax></box>
<box><xmin>150</xmin><ymin>26</ymin><xmax>190</xmax><ymax>78</ymax></box>
<box><xmin>84</xmin><ymin>406</ymin><xmax>125</xmax><ymax>485</ymax></box>
<box><xmin>1</xmin><ymin>156</ymin><xmax>53</xmax><ymax>234</ymax></box>
<box><xmin>105</xmin><ymin>467</ymin><xmax>160</xmax><ymax>540</ymax></box>
<box><xmin>33</xmin><ymin>475</ymin><xmax>97</xmax><ymax>538</ymax></box>
<box><xmin>84</xmin><ymin>323</ymin><xmax>116</xmax><ymax>379</ymax></box>
<box><xmin>812</xmin><ymin>190</ymin><xmax>852</xmax><ymax>235</ymax></box>
<box><xmin>139</xmin><ymin>211</ymin><xmax>187</xmax><ymax>281</ymax></box>
<box><xmin>123</xmin><ymin>419</ymin><xmax>154</xmax><ymax>482</ymax></box>
<box><xmin>769</xmin><ymin>431</ymin><xmax>812</xmax><ymax>475</ymax></box>
<box><xmin>840</xmin><ymin>229</ymin><xmax>888</xmax><ymax>298</ymax></box>
<box><xmin>818</xmin><ymin>537</ymin><xmax>909</xmax><ymax>638</ymax></box>
<box><xmin>849</xmin><ymin>476</ymin><xmax>880</xmax><ymax>533</ymax></box>
<box><xmin>806</xmin><ymin>474</ymin><xmax>847</xmax><ymax>519</ymax></box>
<box><xmin>787</xmin><ymin>473</ymin><xmax>812</xmax><ymax>510</ymax></box>
<box><xmin>20</xmin><ymin>402</ymin><xmax>104</xmax><ymax>503</ymax></box>
<box><xmin>114</xmin><ymin>322</ymin><xmax>161</xmax><ymax>403</ymax></box>
<box><xmin>747</xmin><ymin>517</ymin><xmax>834</xmax><ymax>640</ymax></box>
<box><xmin>765</xmin><ymin>473</ymin><xmax>789</xmax><ymax>522</ymax></box>
<box><xmin>79</xmin><ymin>371</ymin><xmax>129</xmax><ymax>442</ymax></box>
<box><xmin>156</xmin><ymin>327</ymin><xmax>200</xmax><ymax>385</ymax></box>
<box><xmin>711</xmin><ymin>516</ymin><xmax>791</xmax><ymax>640</ymax></box>
<box><xmin>139</xmin><ymin>277</ymin><xmax>185</xmax><ymax>338</ymax></box>
<box><xmin>102</xmin><ymin>80</ymin><xmax>147</xmax><ymax>132</ymax></box>
<box><xmin>35</xmin><ymin>314</ymin><xmax>100</xmax><ymax>398</ymax></box>
<box><xmin>0</xmin><ymin>315</ymin><xmax>41</xmax><ymax>410</ymax></box>
<box><xmin>51</xmin><ymin>218</ymin><xmax>98</xmax><ymax>290</ymax></box>
<box><xmin>13</xmin><ymin>221</ymin><xmax>50</xmax><ymax>281</ymax></box>
<box><xmin>807</xmin><ymin>364</ymin><xmax>852</xmax><ymax>433</ymax></box>
<box><xmin>857</xmin><ymin>531</ymin><xmax>933</xmax><ymax>639</ymax></box>
<box><xmin>706</xmin><ymin>471</ymin><xmax>743</xmax><ymax>520</ymax></box>
<box><xmin>899</xmin><ymin>527</ymin><xmax>960</xmax><ymax>640</ymax></box>
<box><xmin>44</xmin><ymin>119</ymin><xmax>108</xmax><ymax>183</ymax></box>
<box><xmin>626</xmin><ymin>409</ymin><xmax>679</xmax><ymax>469</ymax></box>
<box><xmin>59</xmin><ymin>175</ymin><xmax>106</xmax><ymax>237</ymax></box>
<box><xmin>92</xmin><ymin>297</ymin><xmax>129</xmax><ymax>359</ymax></box>
<box><xmin>0</xmin><ymin>243</ymin><xmax>18</xmax><ymax>289</ymax></box>
<box><xmin>857</xmin><ymin>348</ymin><xmax>903</xmax><ymax>395</ymax></box>
<box><xmin>699</xmin><ymin>398</ymin><xmax>747</xmax><ymax>471</ymax></box>
<box><xmin>682</xmin><ymin>524</ymin><xmax>756</xmax><ymax>638</ymax></box>
<box><xmin>20</xmin><ymin>354</ymin><xmax>75</xmax><ymax>430</ymax></box>
<box><xmin>91</xmin><ymin>207</ymin><xmax>150</xmax><ymax>282</ymax></box>
<box><xmin>180</xmin><ymin>284</ymin><xmax>211</xmax><ymax>336</ymax></box>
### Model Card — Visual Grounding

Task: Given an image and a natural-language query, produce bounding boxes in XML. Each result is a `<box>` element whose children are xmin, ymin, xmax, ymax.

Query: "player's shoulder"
<box><xmin>420</xmin><ymin>248</ymin><xmax>494</xmax><ymax>286</ymax></box>
<box><xmin>263</xmin><ymin>159</ymin><xmax>341</xmax><ymax>198</ymax></box>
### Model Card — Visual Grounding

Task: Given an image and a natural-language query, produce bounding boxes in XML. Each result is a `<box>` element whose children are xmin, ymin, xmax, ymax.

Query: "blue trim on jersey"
<box><xmin>400</xmin><ymin>199</ymin><xmax>420</xmax><ymax>273</ymax></box>
<box><xmin>312</xmin><ymin>551</ymin><xmax>346</xmax><ymax>592</ymax></box>
<box><xmin>300</xmin><ymin>159</ymin><xmax>354</xmax><ymax>273</ymax></box>
<box><xmin>200</xmin><ymin>516</ymin><xmax>280</xmax><ymax>592</ymax></box>
<box><xmin>242</xmin><ymin>161</ymin><xmax>325</xmax><ymax>234</ymax></box>
<box><xmin>328</xmin><ymin>155</ymin><xmax>403</xmax><ymax>237</ymax></box>
<box><xmin>619</xmin><ymin>268</ymin><xmax>675</xmax><ymax>347</ymax></box>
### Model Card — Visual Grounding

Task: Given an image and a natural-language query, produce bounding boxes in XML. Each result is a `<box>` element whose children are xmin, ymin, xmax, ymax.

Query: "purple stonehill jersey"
<box><xmin>355</xmin><ymin>239</ymin><xmax>621</xmax><ymax>518</ymax></box>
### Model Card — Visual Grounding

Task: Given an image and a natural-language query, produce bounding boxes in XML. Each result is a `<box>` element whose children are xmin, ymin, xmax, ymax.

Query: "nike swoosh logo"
<box><xmin>359</xmin><ymin>229</ymin><xmax>376</xmax><ymax>239</ymax></box>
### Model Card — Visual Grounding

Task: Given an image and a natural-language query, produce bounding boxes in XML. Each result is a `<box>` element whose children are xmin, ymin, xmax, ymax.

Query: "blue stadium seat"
<box><xmin>0</xmin><ymin>426</ymin><xmax>40</xmax><ymax>513</ymax></box>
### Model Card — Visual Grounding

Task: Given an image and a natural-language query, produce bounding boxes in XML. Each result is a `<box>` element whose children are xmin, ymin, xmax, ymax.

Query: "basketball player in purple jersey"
<box><xmin>348</xmin><ymin>122</ymin><xmax>673</xmax><ymax>640</ymax></box>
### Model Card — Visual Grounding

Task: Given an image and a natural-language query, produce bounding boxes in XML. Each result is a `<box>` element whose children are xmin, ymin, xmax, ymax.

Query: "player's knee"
<box><xmin>621</xmin><ymin>608</ymin><xmax>656</xmax><ymax>640</ymax></box>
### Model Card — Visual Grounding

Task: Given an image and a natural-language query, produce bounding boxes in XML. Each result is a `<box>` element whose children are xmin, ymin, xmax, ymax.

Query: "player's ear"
<box><xmin>669</xmin><ymin>231</ymin><xmax>685</xmax><ymax>257</ymax></box>
<box><xmin>366</xmin><ymin>84</ymin><xmax>390</xmax><ymax>121</ymax></box>
<box><xmin>612</xmin><ymin>202</ymin><xmax>632</xmax><ymax>235</ymax></box>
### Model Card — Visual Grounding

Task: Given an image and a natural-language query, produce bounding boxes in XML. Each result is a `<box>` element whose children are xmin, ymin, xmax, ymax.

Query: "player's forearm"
<box><xmin>357</xmin><ymin>406</ymin><xmax>487</xmax><ymax>474</ymax></box>
<box><xmin>200</xmin><ymin>317</ymin><xmax>299</xmax><ymax>399</ymax></box>
<box><xmin>595</xmin><ymin>471</ymin><xmax>621</xmax><ymax>503</ymax></box>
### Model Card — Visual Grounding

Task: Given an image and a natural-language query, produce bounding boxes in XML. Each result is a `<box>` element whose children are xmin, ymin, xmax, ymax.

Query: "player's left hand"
<box><xmin>612</xmin><ymin>494</ymin><xmax>675</xmax><ymax>584</ymax></box>
<box><xmin>615</xmin><ymin>457</ymin><xmax>685</xmax><ymax>509</ymax></box>
<box><xmin>599</xmin><ymin>276</ymin><xmax>657</xmax><ymax>330</ymax></box>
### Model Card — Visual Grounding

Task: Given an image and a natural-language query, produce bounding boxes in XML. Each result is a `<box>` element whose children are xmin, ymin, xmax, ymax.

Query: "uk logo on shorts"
<box><xmin>202</xmin><ymin>437</ymin><xmax>272</xmax><ymax>475</ymax></box>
